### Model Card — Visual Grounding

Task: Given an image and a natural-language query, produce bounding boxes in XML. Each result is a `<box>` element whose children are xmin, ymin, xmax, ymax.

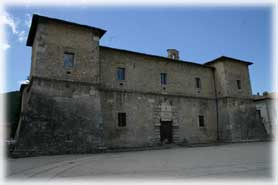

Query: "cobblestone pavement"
<box><xmin>5</xmin><ymin>142</ymin><xmax>273</xmax><ymax>181</ymax></box>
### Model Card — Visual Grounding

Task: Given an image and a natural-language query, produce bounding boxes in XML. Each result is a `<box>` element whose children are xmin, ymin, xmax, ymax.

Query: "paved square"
<box><xmin>6</xmin><ymin>142</ymin><xmax>272</xmax><ymax>180</ymax></box>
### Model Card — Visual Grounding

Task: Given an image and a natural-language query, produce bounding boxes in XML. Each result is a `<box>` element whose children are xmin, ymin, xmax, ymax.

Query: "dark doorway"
<box><xmin>160</xmin><ymin>121</ymin><xmax>173</xmax><ymax>144</ymax></box>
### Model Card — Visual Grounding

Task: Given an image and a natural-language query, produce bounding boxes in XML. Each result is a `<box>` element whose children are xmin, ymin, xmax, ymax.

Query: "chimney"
<box><xmin>263</xmin><ymin>91</ymin><xmax>268</xmax><ymax>96</ymax></box>
<box><xmin>167</xmin><ymin>49</ymin><xmax>179</xmax><ymax>60</ymax></box>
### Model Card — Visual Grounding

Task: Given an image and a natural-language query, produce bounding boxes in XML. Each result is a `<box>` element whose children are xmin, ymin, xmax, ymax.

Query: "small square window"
<box><xmin>195</xmin><ymin>77</ymin><xmax>201</xmax><ymax>89</ymax></box>
<box><xmin>161</xmin><ymin>73</ymin><xmax>167</xmax><ymax>85</ymax></box>
<box><xmin>118</xmin><ymin>112</ymin><xmax>126</xmax><ymax>127</ymax></box>
<box><xmin>64</xmin><ymin>53</ymin><xmax>74</xmax><ymax>68</ymax></box>
<box><xmin>198</xmin><ymin>115</ymin><xmax>205</xmax><ymax>128</ymax></box>
<box><xmin>117</xmin><ymin>68</ymin><xmax>125</xmax><ymax>81</ymax></box>
<box><xmin>237</xmin><ymin>80</ymin><xmax>241</xmax><ymax>89</ymax></box>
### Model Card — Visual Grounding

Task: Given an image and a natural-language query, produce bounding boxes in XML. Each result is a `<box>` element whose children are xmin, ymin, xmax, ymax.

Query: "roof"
<box><xmin>100</xmin><ymin>46</ymin><xmax>215</xmax><ymax>69</ymax></box>
<box><xmin>253</xmin><ymin>92</ymin><xmax>278</xmax><ymax>101</ymax></box>
<box><xmin>204</xmin><ymin>56</ymin><xmax>253</xmax><ymax>66</ymax></box>
<box><xmin>26</xmin><ymin>15</ymin><xmax>252</xmax><ymax>69</ymax></box>
<box><xmin>253</xmin><ymin>96</ymin><xmax>272</xmax><ymax>101</ymax></box>
<box><xmin>19</xmin><ymin>83</ymin><xmax>29</xmax><ymax>93</ymax></box>
<box><xmin>26</xmin><ymin>14</ymin><xmax>106</xmax><ymax>46</ymax></box>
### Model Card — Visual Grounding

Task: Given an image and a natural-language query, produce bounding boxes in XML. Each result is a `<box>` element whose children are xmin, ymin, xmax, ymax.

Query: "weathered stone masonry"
<box><xmin>13</xmin><ymin>14</ymin><xmax>267</xmax><ymax>156</ymax></box>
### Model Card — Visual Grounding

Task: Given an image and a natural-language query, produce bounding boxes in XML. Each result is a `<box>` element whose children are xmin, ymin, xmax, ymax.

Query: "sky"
<box><xmin>1</xmin><ymin>5</ymin><xmax>273</xmax><ymax>94</ymax></box>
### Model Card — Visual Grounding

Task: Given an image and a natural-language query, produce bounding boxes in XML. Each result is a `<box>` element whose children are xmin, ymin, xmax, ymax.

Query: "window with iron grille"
<box><xmin>64</xmin><ymin>52</ymin><xmax>74</xmax><ymax>68</ymax></box>
<box><xmin>117</xmin><ymin>68</ymin><xmax>125</xmax><ymax>81</ymax></box>
<box><xmin>161</xmin><ymin>73</ymin><xmax>167</xmax><ymax>85</ymax></box>
<box><xmin>118</xmin><ymin>112</ymin><xmax>126</xmax><ymax>127</ymax></box>
<box><xmin>198</xmin><ymin>115</ymin><xmax>205</xmax><ymax>128</ymax></box>
<box><xmin>195</xmin><ymin>77</ymin><xmax>201</xmax><ymax>89</ymax></box>
<box><xmin>237</xmin><ymin>80</ymin><xmax>241</xmax><ymax>89</ymax></box>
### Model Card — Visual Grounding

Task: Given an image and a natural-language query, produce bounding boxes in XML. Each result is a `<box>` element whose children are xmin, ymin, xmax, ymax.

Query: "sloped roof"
<box><xmin>26</xmin><ymin>14</ymin><xmax>106</xmax><ymax>46</ymax></box>
<box><xmin>204</xmin><ymin>56</ymin><xmax>253</xmax><ymax>66</ymax></box>
<box><xmin>100</xmin><ymin>46</ymin><xmax>215</xmax><ymax>69</ymax></box>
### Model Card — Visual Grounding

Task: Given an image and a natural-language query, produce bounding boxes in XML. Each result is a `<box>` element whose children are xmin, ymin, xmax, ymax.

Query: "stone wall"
<box><xmin>218</xmin><ymin>98</ymin><xmax>267</xmax><ymax>142</ymax></box>
<box><xmin>13</xmin><ymin>78</ymin><xmax>104</xmax><ymax>156</ymax></box>
<box><xmin>100</xmin><ymin>47</ymin><xmax>216</xmax><ymax>98</ymax></box>
<box><xmin>99</xmin><ymin>47</ymin><xmax>218</xmax><ymax>147</ymax></box>
<box><xmin>206</xmin><ymin>59</ymin><xmax>252</xmax><ymax>98</ymax></box>
<box><xmin>205</xmin><ymin>58</ymin><xmax>265</xmax><ymax>142</ymax></box>
<box><xmin>30</xmin><ymin>20</ymin><xmax>100</xmax><ymax>84</ymax></box>
<box><xmin>100</xmin><ymin>90</ymin><xmax>217</xmax><ymax>149</ymax></box>
<box><xmin>13</xmin><ymin>16</ymin><xmax>269</xmax><ymax>157</ymax></box>
<box><xmin>255</xmin><ymin>99</ymin><xmax>274</xmax><ymax>137</ymax></box>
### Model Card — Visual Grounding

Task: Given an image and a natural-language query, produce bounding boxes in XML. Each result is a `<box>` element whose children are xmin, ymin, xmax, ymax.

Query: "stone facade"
<box><xmin>12</xmin><ymin>14</ymin><xmax>267</xmax><ymax>156</ymax></box>
<box><xmin>253</xmin><ymin>92</ymin><xmax>277</xmax><ymax>138</ymax></box>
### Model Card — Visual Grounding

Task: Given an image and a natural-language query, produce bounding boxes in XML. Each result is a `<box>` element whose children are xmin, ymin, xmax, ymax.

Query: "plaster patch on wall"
<box><xmin>107</xmin><ymin>99</ymin><xmax>114</xmax><ymax>103</ymax></box>
<box><xmin>93</xmin><ymin>36</ymin><xmax>99</xmax><ymax>41</ymax></box>
<box><xmin>89</xmin><ymin>89</ymin><xmax>96</xmax><ymax>96</ymax></box>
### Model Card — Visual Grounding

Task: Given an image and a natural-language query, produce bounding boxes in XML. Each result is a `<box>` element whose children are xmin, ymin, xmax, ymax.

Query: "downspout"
<box><xmin>96</xmin><ymin>41</ymin><xmax>106</xmax><ymax>151</ymax></box>
<box><xmin>212</xmin><ymin>68</ymin><xmax>220</xmax><ymax>141</ymax></box>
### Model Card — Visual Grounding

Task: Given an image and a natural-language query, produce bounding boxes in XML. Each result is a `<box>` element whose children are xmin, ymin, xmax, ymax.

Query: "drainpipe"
<box><xmin>212</xmin><ymin>68</ymin><xmax>220</xmax><ymax>141</ymax></box>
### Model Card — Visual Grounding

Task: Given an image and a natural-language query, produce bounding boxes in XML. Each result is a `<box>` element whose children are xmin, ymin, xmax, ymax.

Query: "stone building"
<box><xmin>13</xmin><ymin>14</ymin><xmax>267</xmax><ymax>156</ymax></box>
<box><xmin>253</xmin><ymin>92</ymin><xmax>277</xmax><ymax>138</ymax></box>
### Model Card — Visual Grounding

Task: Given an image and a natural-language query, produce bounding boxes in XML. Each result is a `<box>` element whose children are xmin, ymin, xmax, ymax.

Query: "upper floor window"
<box><xmin>161</xmin><ymin>73</ymin><xmax>167</xmax><ymax>85</ymax></box>
<box><xmin>198</xmin><ymin>115</ymin><xmax>205</xmax><ymax>128</ymax></box>
<box><xmin>237</xmin><ymin>80</ymin><xmax>241</xmax><ymax>90</ymax></box>
<box><xmin>64</xmin><ymin>52</ymin><xmax>74</xmax><ymax>69</ymax></box>
<box><xmin>117</xmin><ymin>67</ymin><xmax>125</xmax><ymax>81</ymax></box>
<box><xmin>118</xmin><ymin>112</ymin><xmax>126</xmax><ymax>127</ymax></box>
<box><xmin>195</xmin><ymin>77</ymin><xmax>201</xmax><ymax>89</ymax></box>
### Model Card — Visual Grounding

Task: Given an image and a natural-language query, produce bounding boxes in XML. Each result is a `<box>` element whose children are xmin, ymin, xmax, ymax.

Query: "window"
<box><xmin>256</xmin><ymin>110</ymin><xmax>262</xmax><ymax>119</ymax></box>
<box><xmin>195</xmin><ymin>77</ymin><xmax>201</xmax><ymax>89</ymax></box>
<box><xmin>237</xmin><ymin>80</ymin><xmax>241</xmax><ymax>89</ymax></box>
<box><xmin>117</xmin><ymin>68</ymin><xmax>125</xmax><ymax>81</ymax></box>
<box><xmin>198</xmin><ymin>115</ymin><xmax>205</xmax><ymax>128</ymax></box>
<box><xmin>161</xmin><ymin>73</ymin><xmax>167</xmax><ymax>85</ymax></box>
<box><xmin>64</xmin><ymin>52</ymin><xmax>74</xmax><ymax>68</ymax></box>
<box><xmin>118</xmin><ymin>113</ymin><xmax>126</xmax><ymax>127</ymax></box>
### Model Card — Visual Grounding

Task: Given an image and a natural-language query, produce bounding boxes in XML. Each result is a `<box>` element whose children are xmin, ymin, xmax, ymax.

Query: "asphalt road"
<box><xmin>5</xmin><ymin>142</ymin><xmax>272</xmax><ymax>181</ymax></box>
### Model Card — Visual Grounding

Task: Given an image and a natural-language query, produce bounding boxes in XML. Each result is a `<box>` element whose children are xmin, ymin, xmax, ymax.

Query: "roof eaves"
<box><xmin>26</xmin><ymin>14</ymin><xmax>106</xmax><ymax>46</ymax></box>
<box><xmin>100</xmin><ymin>46</ymin><xmax>214</xmax><ymax>69</ymax></box>
<box><xmin>204</xmin><ymin>56</ymin><xmax>253</xmax><ymax>66</ymax></box>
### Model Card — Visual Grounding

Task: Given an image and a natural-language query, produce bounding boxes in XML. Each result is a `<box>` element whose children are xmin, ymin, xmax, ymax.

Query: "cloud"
<box><xmin>17</xmin><ymin>79</ymin><xmax>30</xmax><ymax>85</ymax></box>
<box><xmin>0</xmin><ymin>43</ymin><xmax>11</xmax><ymax>50</ymax></box>
<box><xmin>18</xmin><ymin>30</ymin><xmax>27</xmax><ymax>42</ymax></box>
<box><xmin>1</xmin><ymin>11</ymin><xmax>29</xmax><ymax>43</ymax></box>
<box><xmin>25</xmin><ymin>13</ymin><xmax>32</xmax><ymax>28</ymax></box>
<box><xmin>0</xmin><ymin>12</ymin><xmax>17</xmax><ymax>34</ymax></box>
